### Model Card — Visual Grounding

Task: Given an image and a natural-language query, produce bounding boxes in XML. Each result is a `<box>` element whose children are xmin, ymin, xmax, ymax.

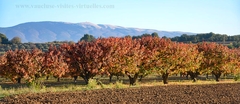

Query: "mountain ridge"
<box><xmin>0</xmin><ymin>21</ymin><xmax>194</xmax><ymax>43</ymax></box>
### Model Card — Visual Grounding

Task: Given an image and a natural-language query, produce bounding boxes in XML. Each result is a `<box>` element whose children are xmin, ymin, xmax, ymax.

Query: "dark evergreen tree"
<box><xmin>80</xmin><ymin>34</ymin><xmax>96</xmax><ymax>42</ymax></box>
<box><xmin>151</xmin><ymin>32</ymin><xmax>159</xmax><ymax>37</ymax></box>
<box><xmin>0</xmin><ymin>33</ymin><xmax>9</xmax><ymax>44</ymax></box>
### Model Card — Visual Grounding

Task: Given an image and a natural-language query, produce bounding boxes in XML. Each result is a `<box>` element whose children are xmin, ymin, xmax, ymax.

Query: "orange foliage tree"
<box><xmin>198</xmin><ymin>42</ymin><xmax>234</xmax><ymax>81</ymax></box>
<box><xmin>176</xmin><ymin>43</ymin><xmax>203</xmax><ymax>82</ymax></box>
<box><xmin>44</xmin><ymin>46</ymin><xmax>69</xmax><ymax>82</ymax></box>
<box><xmin>60</xmin><ymin>41</ymin><xmax>104</xmax><ymax>84</ymax></box>
<box><xmin>1</xmin><ymin>49</ymin><xmax>44</xmax><ymax>83</ymax></box>
<box><xmin>1</xmin><ymin>37</ymin><xmax>240</xmax><ymax>85</ymax></box>
<box><xmin>97</xmin><ymin>37</ymin><xmax>145</xmax><ymax>85</ymax></box>
<box><xmin>152</xmin><ymin>39</ymin><xmax>186</xmax><ymax>84</ymax></box>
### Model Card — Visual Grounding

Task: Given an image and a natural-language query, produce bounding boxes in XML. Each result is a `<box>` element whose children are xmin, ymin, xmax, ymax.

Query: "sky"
<box><xmin>0</xmin><ymin>0</ymin><xmax>240</xmax><ymax>35</ymax></box>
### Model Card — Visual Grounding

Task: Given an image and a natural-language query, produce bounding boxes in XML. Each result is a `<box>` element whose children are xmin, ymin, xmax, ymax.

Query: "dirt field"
<box><xmin>0</xmin><ymin>83</ymin><xmax>240</xmax><ymax>104</ymax></box>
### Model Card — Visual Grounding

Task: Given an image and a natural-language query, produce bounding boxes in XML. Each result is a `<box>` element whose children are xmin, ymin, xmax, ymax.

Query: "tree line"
<box><xmin>0</xmin><ymin>33</ymin><xmax>89</xmax><ymax>54</ymax></box>
<box><xmin>170</xmin><ymin>32</ymin><xmax>240</xmax><ymax>48</ymax></box>
<box><xmin>1</xmin><ymin>32</ymin><xmax>240</xmax><ymax>54</ymax></box>
<box><xmin>130</xmin><ymin>32</ymin><xmax>240</xmax><ymax>48</ymax></box>
<box><xmin>0</xmin><ymin>33</ymin><xmax>22</xmax><ymax>44</ymax></box>
<box><xmin>0</xmin><ymin>42</ymin><xmax>71</xmax><ymax>54</ymax></box>
<box><xmin>0</xmin><ymin>37</ymin><xmax>239</xmax><ymax>85</ymax></box>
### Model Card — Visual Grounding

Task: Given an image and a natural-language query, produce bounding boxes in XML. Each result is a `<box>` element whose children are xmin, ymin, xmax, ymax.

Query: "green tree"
<box><xmin>11</xmin><ymin>44</ymin><xmax>18</xmax><ymax>50</ymax></box>
<box><xmin>0</xmin><ymin>33</ymin><xmax>9</xmax><ymax>44</ymax></box>
<box><xmin>142</xmin><ymin>33</ymin><xmax>151</xmax><ymax>37</ymax></box>
<box><xmin>80</xmin><ymin>34</ymin><xmax>96</xmax><ymax>42</ymax></box>
<box><xmin>162</xmin><ymin>36</ymin><xmax>168</xmax><ymax>39</ymax></box>
<box><xmin>10</xmin><ymin>37</ymin><xmax>21</xmax><ymax>44</ymax></box>
<box><xmin>151</xmin><ymin>32</ymin><xmax>159</xmax><ymax>37</ymax></box>
<box><xmin>19</xmin><ymin>45</ymin><xmax>25</xmax><ymax>50</ymax></box>
<box><xmin>179</xmin><ymin>34</ymin><xmax>189</xmax><ymax>42</ymax></box>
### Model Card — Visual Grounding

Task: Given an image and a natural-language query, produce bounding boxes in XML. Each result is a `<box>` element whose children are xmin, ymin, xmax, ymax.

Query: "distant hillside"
<box><xmin>0</xmin><ymin>21</ymin><xmax>193</xmax><ymax>43</ymax></box>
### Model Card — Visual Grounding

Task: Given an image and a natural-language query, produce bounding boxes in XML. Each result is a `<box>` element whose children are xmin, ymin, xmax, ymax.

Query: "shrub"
<box><xmin>86</xmin><ymin>79</ymin><xmax>98</xmax><ymax>89</ymax></box>
<box><xmin>115</xmin><ymin>80</ymin><xmax>125</xmax><ymax>89</ymax></box>
<box><xmin>234</xmin><ymin>74</ymin><xmax>240</xmax><ymax>81</ymax></box>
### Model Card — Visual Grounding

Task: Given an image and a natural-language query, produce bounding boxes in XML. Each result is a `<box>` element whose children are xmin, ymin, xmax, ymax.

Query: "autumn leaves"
<box><xmin>0</xmin><ymin>37</ymin><xmax>239</xmax><ymax>85</ymax></box>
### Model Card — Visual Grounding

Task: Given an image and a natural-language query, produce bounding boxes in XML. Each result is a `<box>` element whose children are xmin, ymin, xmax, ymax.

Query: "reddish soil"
<box><xmin>1</xmin><ymin>83</ymin><xmax>240</xmax><ymax>104</ymax></box>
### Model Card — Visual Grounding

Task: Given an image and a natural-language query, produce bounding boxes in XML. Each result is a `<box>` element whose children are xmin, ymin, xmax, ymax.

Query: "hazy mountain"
<box><xmin>0</xmin><ymin>21</ymin><xmax>194</xmax><ymax>43</ymax></box>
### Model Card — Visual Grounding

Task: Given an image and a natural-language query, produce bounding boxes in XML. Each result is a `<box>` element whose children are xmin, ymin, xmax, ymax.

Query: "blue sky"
<box><xmin>0</xmin><ymin>0</ymin><xmax>240</xmax><ymax>35</ymax></box>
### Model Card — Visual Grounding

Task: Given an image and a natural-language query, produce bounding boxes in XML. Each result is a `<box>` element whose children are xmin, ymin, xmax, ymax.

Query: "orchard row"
<box><xmin>0</xmin><ymin>37</ymin><xmax>240</xmax><ymax>85</ymax></box>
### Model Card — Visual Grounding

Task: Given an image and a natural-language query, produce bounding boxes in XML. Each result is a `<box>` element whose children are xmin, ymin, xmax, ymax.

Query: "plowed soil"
<box><xmin>1</xmin><ymin>83</ymin><xmax>240</xmax><ymax>104</ymax></box>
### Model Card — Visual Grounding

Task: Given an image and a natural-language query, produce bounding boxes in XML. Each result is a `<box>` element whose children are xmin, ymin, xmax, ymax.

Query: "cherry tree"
<box><xmin>198</xmin><ymin>42</ymin><xmax>233</xmax><ymax>81</ymax></box>
<box><xmin>177</xmin><ymin>43</ymin><xmax>203</xmax><ymax>82</ymax></box>
<box><xmin>60</xmin><ymin>41</ymin><xmax>104</xmax><ymax>84</ymax></box>
<box><xmin>44</xmin><ymin>45</ymin><xmax>69</xmax><ymax>82</ymax></box>
<box><xmin>1</xmin><ymin>49</ymin><xmax>44</xmax><ymax>83</ymax></box>
<box><xmin>97</xmin><ymin>37</ymin><xmax>145</xmax><ymax>85</ymax></box>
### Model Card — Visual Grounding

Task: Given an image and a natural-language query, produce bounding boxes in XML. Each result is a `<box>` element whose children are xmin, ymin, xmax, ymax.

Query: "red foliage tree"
<box><xmin>44</xmin><ymin>45</ymin><xmax>69</xmax><ymax>82</ymax></box>
<box><xmin>60</xmin><ymin>41</ymin><xmax>104</xmax><ymax>84</ymax></box>
<box><xmin>176</xmin><ymin>43</ymin><xmax>203</xmax><ymax>82</ymax></box>
<box><xmin>123</xmin><ymin>38</ymin><xmax>145</xmax><ymax>85</ymax></box>
<box><xmin>148</xmin><ymin>38</ymin><xmax>200</xmax><ymax>84</ymax></box>
<box><xmin>94</xmin><ymin>37</ymin><xmax>124</xmax><ymax>82</ymax></box>
<box><xmin>1</xmin><ymin>49</ymin><xmax>44</xmax><ymax>83</ymax></box>
<box><xmin>97</xmin><ymin>37</ymin><xmax>145</xmax><ymax>85</ymax></box>
<box><xmin>138</xmin><ymin>37</ymin><xmax>161</xmax><ymax>81</ymax></box>
<box><xmin>0</xmin><ymin>55</ymin><xmax>7</xmax><ymax>78</ymax></box>
<box><xmin>227</xmin><ymin>48</ymin><xmax>240</xmax><ymax>75</ymax></box>
<box><xmin>198</xmin><ymin>42</ymin><xmax>232</xmax><ymax>81</ymax></box>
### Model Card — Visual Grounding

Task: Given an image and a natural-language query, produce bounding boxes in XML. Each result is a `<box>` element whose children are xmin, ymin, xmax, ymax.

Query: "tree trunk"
<box><xmin>80</xmin><ymin>74</ymin><xmax>91</xmax><ymax>85</ymax></box>
<box><xmin>16</xmin><ymin>78</ymin><xmax>21</xmax><ymax>84</ymax></box>
<box><xmin>57</xmin><ymin>78</ymin><xmax>60</xmax><ymax>82</ymax></box>
<box><xmin>73</xmin><ymin>76</ymin><xmax>78</xmax><ymax>82</ymax></box>
<box><xmin>206</xmin><ymin>74</ymin><xmax>209</xmax><ymax>79</ymax></box>
<box><xmin>186</xmin><ymin>74</ymin><xmax>189</xmax><ymax>80</ymax></box>
<box><xmin>109</xmin><ymin>74</ymin><xmax>113</xmax><ymax>82</ymax></box>
<box><xmin>213</xmin><ymin>72</ymin><xmax>221</xmax><ymax>82</ymax></box>
<box><xmin>139</xmin><ymin>75</ymin><xmax>143</xmax><ymax>82</ymax></box>
<box><xmin>162</xmin><ymin>73</ymin><xmax>169</xmax><ymax>84</ymax></box>
<box><xmin>83</xmin><ymin>77</ymin><xmax>89</xmax><ymax>84</ymax></box>
<box><xmin>46</xmin><ymin>76</ymin><xmax>49</xmax><ymax>80</ymax></box>
<box><xmin>188</xmin><ymin>71</ymin><xmax>198</xmax><ymax>82</ymax></box>
<box><xmin>80</xmin><ymin>71</ymin><xmax>92</xmax><ymax>85</ymax></box>
<box><xmin>116</xmin><ymin>75</ymin><xmax>120</xmax><ymax>80</ymax></box>
<box><xmin>128</xmin><ymin>74</ymin><xmax>139</xmax><ymax>86</ymax></box>
<box><xmin>180</xmin><ymin>72</ymin><xmax>183</xmax><ymax>77</ymax></box>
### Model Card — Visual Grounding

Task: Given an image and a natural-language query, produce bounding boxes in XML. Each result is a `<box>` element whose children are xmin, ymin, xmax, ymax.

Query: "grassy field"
<box><xmin>0</xmin><ymin>74</ymin><xmax>239</xmax><ymax>99</ymax></box>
